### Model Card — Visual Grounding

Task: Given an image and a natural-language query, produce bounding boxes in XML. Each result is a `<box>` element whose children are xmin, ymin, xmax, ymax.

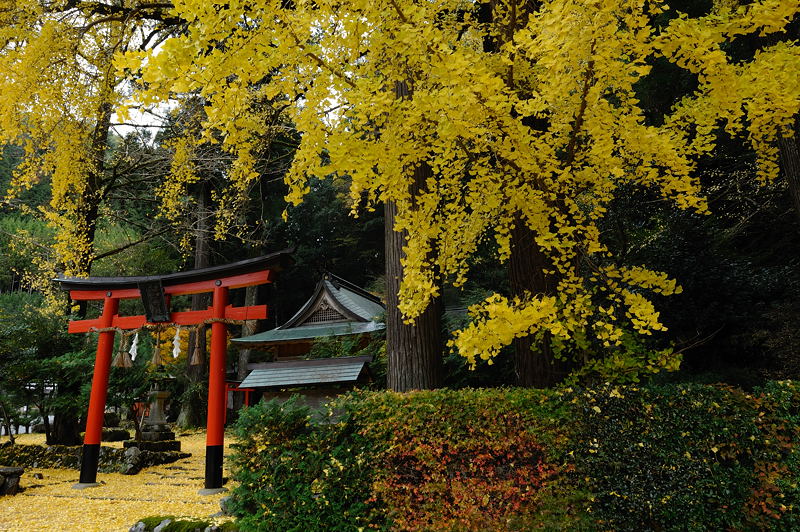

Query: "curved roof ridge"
<box><xmin>323</xmin><ymin>272</ymin><xmax>384</xmax><ymax>305</ymax></box>
<box><xmin>278</xmin><ymin>279</ymin><xmax>327</xmax><ymax>329</ymax></box>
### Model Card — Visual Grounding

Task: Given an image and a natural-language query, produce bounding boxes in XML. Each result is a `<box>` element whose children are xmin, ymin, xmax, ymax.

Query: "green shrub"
<box><xmin>352</xmin><ymin>388</ymin><xmax>568</xmax><ymax>530</ymax></box>
<box><xmin>230</xmin><ymin>389</ymin><xmax>570</xmax><ymax>531</ymax></box>
<box><xmin>748</xmin><ymin>381</ymin><xmax>800</xmax><ymax>529</ymax></box>
<box><xmin>566</xmin><ymin>382</ymin><xmax>800</xmax><ymax>531</ymax></box>
<box><xmin>229</xmin><ymin>397</ymin><xmax>378</xmax><ymax>532</ymax></box>
<box><xmin>228</xmin><ymin>383</ymin><xmax>800</xmax><ymax>531</ymax></box>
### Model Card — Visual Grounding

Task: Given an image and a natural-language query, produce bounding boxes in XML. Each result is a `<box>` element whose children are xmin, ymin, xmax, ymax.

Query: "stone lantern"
<box><xmin>125</xmin><ymin>374</ymin><xmax>181</xmax><ymax>452</ymax></box>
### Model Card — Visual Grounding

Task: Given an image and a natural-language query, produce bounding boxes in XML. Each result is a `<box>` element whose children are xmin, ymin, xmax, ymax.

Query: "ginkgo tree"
<box><xmin>121</xmin><ymin>0</ymin><xmax>799</xmax><ymax>387</ymax></box>
<box><xmin>0</xmin><ymin>1</ymin><xmax>174</xmax><ymax>443</ymax></box>
<box><xmin>0</xmin><ymin>1</ymin><xmax>190</xmax><ymax>294</ymax></box>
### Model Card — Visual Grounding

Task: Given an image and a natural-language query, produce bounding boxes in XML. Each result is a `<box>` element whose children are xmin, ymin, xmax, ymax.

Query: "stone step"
<box><xmin>123</xmin><ymin>440</ymin><xmax>182</xmax><ymax>452</ymax></box>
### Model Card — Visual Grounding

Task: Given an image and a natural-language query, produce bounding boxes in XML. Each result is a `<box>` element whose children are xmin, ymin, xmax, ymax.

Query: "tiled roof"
<box><xmin>240</xmin><ymin>356</ymin><xmax>371</xmax><ymax>388</ymax></box>
<box><xmin>232</xmin><ymin>320</ymin><xmax>384</xmax><ymax>345</ymax></box>
<box><xmin>233</xmin><ymin>273</ymin><xmax>385</xmax><ymax>346</ymax></box>
<box><xmin>325</xmin><ymin>280</ymin><xmax>385</xmax><ymax>322</ymax></box>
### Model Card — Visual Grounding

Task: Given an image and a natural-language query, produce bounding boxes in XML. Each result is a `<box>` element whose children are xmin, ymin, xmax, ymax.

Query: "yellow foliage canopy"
<box><xmin>123</xmin><ymin>0</ymin><xmax>799</xmax><ymax>367</ymax></box>
<box><xmin>0</xmin><ymin>2</ymin><xmax>137</xmax><ymax>277</ymax></box>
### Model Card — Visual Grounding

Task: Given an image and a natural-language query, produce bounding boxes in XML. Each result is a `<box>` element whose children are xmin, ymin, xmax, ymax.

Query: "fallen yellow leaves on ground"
<box><xmin>0</xmin><ymin>432</ymin><xmax>235</xmax><ymax>532</ymax></box>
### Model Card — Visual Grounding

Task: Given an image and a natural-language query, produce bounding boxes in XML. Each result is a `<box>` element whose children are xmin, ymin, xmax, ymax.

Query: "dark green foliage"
<box><xmin>306</xmin><ymin>332</ymin><xmax>384</xmax><ymax>361</ymax></box>
<box><xmin>0</xmin><ymin>292</ymin><xmax>151</xmax><ymax>444</ymax></box>
<box><xmin>0</xmin><ymin>216</ymin><xmax>53</xmax><ymax>292</ymax></box>
<box><xmin>229</xmin><ymin>384</ymin><xmax>800</xmax><ymax>531</ymax></box>
<box><xmin>230</xmin><ymin>397</ymin><xmax>378</xmax><ymax>532</ymax></box>
<box><xmin>307</xmin><ymin>332</ymin><xmax>387</xmax><ymax>388</ymax></box>
<box><xmin>0</xmin><ymin>293</ymin><xmax>87</xmax><ymax>444</ymax></box>
<box><xmin>441</xmin><ymin>296</ymin><xmax>516</xmax><ymax>389</ymax></box>
<box><xmin>0</xmin><ymin>292</ymin><xmax>74</xmax><ymax>361</ymax></box>
<box><xmin>229</xmin><ymin>389</ymin><xmax>570</xmax><ymax>531</ymax></box>
<box><xmin>563</xmin><ymin>382</ymin><xmax>800</xmax><ymax>531</ymax></box>
<box><xmin>568</xmin><ymin>384</ymin><xmax>758</xmax><ymax>530</ymax></box>
<box><xmin>0</xmin><ymin>144</ymin><xmax>50</xmax><ymax>210</ymax></box>
<box><xmin>264</xmin><ymin>177</ymin><xmax>385</xmax><ymax>329</ymax></box>
<box><xmin>603</xmin><ymin>152</ymin><xmax>800</xmax><ymax>382</ymax></box>
<box><xmin>91</xmin><ymin>222</ymin><xmax>182</xmax><ymax>278</ymax></box>
<box><xmin>749</xmin><ymin>381</ymin><xmax>800</xmax><ymax>529</ymax></box>
<box><xmin>175</xmin><ymin>380</ymin><xmax>208</xmax><ymax>423</ymax></box>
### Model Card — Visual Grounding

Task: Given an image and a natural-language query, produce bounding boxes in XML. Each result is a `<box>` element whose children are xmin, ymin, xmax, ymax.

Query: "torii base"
<box><xmin>72</xmin><ymin>483</ymin><xmax>102</xmax><ymax>490</ymax></box>
<box><xmin>198</xmin><ymin>487</ymin><xmax>228</xmax><ymax>496</ymax></box>
<box><xmin>77</xmin><ymin>444</ymin><xmax>101</xmax><ymax>485</ymax></box>
<box><xmin>204</xmin><ymin>445</ymin><xmax>224</xmax><ymax>489</ymax></box>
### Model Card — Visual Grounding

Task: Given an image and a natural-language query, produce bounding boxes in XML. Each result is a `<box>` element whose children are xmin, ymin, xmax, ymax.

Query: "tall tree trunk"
<box><xmin>508</xmin><ymin>217</ymin><xmax>566</xmax><ymax>387</ymax></box>
<box><xmin>385</xmin><ymin>165</ymin><xmax>444</xmax><ymax>391</ymax></box>
<box><xmin>37</xmin><ymin>399</ymin><xmax>51</xmax><ymax>443</ymax></box>
<box><xmin>177</xmin><ymin>183</ymin><xmax>211</xmax><ymax>428</ymax></box>
<box><xmin>71</xmin><ymin>98</ymin><xmax>112</xmax><ymax>322</ymax></box>
<box><xmin>76</xmin><ymin>99</ymin><xmax>113</xmax><ymax>275</ymax></box>
<box><xmin>0</xmin><ymin>400</ymin><xmax>15</xmax><ymax>444</ymax></box>
<box><xmin>778</xmin><ymin>116</ymin><xmax>800</xmax><ymax>226</ymax></box>
<box><xmin>50</xmin><ymin>407</ymin><xmax>81</xmax><ymax>446</ymax></box>
<box><xmin>52</xmin><ymin>100</ymin><xmax>114</xmax><ymax>443</ymax></box>
<box><xmin>478</xmin><ymin>0</ymin><xmax>560</xmax><ymax>387</ymax></box>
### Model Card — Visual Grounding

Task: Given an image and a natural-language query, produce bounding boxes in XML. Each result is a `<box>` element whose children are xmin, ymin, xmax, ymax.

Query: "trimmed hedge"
<box><xmin>354</xmin><ymin>389</ymin><xmax>567</xmax><ymax>530</ymax></box>
<box><xmin>229</xmin><ymin>397</ymin><xmax>379</xmax><ymax>531</ymax></box>
<box><xmin>568</xmin><ymin>384</ymin><xmax>794</xmax><ymax>530</ymax></box>
<box><xmin>229</xmin><ymin>382</ymin><xmax>800</xmax><ymax>531</ymax></box>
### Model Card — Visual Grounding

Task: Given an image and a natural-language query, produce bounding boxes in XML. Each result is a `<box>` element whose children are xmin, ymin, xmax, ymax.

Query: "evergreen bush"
<box><xmin>229</xmin><ymin>383</ymin><xmax>800</xmax><ymax>531</ymax></box>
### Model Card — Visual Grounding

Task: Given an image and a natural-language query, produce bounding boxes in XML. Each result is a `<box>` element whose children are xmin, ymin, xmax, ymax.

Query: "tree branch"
<box><xmin>562</xmin><ymin>43</ymin><xmax>596</xmax><ymax>168</ymax></box>
<box><xmin>92</xmin><ymin>227</ymin><xmax>172</xmax><ymax>262</ymax></box>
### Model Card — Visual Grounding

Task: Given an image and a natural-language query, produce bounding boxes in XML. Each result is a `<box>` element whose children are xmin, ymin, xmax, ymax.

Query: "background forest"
<box><xmin>0</xmin><ymin>0</ymin><xmax>798</xmax><ymax>444</ymax></box>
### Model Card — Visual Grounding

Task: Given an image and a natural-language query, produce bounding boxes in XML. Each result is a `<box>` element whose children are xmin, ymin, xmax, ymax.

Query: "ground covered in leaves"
<box><xmin>0</xmin><ymin>432</ymin><xmax>234</xmax><ymax>531</ymax></box>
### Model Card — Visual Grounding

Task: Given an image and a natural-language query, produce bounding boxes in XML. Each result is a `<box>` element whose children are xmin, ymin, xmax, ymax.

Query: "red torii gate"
<box><xmin>54</xmin><ymin>251</ymin><xmax>293</xmax><ymax>491</ymax></box>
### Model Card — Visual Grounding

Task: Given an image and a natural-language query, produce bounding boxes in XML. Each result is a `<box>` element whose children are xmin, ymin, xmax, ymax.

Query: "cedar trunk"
<box><xmin>779</xmin><ymin>117</ymin><xmax>800</xmax><ymax>226</ymax></box>
<box><xmin>508</xmin><ymin>218</ymin><xmax>566</xmax><ymax>387</ymax></box>
<box><xmin>385</xmin><ymin>197</ymin><xmax>442</xmax><ymax>392</ymax></box>
<box><xmin>385</xmin><ymin>193</ymin><xmax>443</xmax><ymax>391</ymax></box>
<box><xmin>177</xmin><ymin>183</ymin><xmax>211</xmax><ymax>428</ymax></box>
<box><xmin>385</xmin><ymin>82</ymin><xmax>443</xmax><ymax>392</ymax></box>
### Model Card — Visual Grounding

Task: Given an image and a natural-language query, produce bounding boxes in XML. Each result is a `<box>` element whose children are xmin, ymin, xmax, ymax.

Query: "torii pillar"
<box><xmin>54</xmin><ymin>251</ymin><xmax>293</xmax><ymax>491</ymax></box>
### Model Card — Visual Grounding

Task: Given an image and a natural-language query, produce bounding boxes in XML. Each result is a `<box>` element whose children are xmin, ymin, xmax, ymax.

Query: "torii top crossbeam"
<box><xmin>59</xmin><ymin>253</ymin><xmax>293</xmax><ymax>332</ymax></box>
<box><xmin>54</xmin><ymin>250</ymin><xmax>293</xmax><ymax>491</ymax></box>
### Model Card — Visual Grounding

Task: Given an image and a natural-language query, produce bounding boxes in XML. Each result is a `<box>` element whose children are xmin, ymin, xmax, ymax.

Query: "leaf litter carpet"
<box><xmin>0</xmin><ymin>432</ymin><xmax>234</xmax><ymax>531</ymax></box>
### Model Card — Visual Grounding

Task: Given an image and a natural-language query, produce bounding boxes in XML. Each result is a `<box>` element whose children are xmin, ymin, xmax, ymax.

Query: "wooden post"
<box><xmin>76</xmin><ymin>294</ymin><xmax>118</xmax><ymax>488</ymax></box>
<box><xmin>204</xmin><ymin>283</ymin><xmax>229</xmax><ymax>491</ymax></box>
